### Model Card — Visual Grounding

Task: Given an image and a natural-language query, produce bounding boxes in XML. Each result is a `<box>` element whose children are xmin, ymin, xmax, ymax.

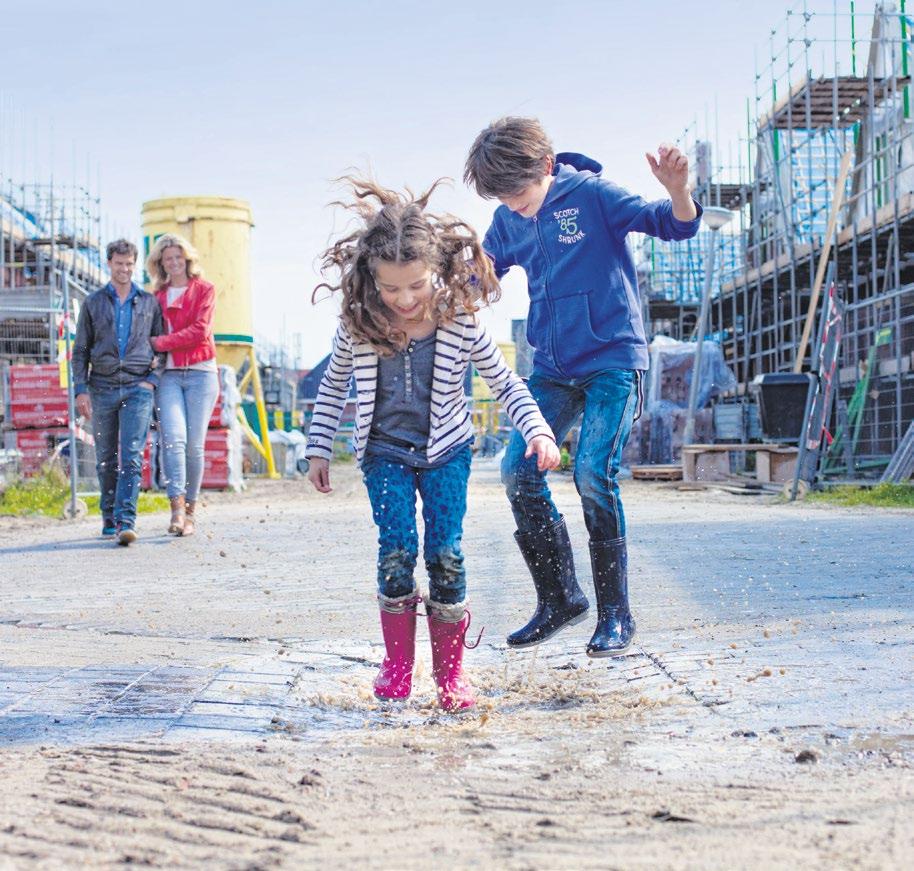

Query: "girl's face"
<box><xmin>162</xmin><ymin>246</ymin><xmax>188</xmax><ymax>283</ymax></box>
<box><xmin>374</xmin><ymin>259</ymin><xmax>434</xmax><ymax>325</ymax></box>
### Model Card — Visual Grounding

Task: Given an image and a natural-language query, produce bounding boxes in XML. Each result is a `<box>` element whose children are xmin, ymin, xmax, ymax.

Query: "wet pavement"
<box><xmin>1</xmin><ymin>464</ymin><xmax>911</xmax><ymax>754</ymax></box>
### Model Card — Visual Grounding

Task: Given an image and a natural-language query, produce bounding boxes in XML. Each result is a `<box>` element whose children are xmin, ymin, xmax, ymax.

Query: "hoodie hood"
<box><xmin>541</xmin><ymin>152</ymin><xmax>604</xmax><ymax>209</ymax></box>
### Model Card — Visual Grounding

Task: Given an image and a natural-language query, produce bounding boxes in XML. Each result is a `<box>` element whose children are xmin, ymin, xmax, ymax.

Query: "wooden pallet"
<box><xmin>630</xmin><ymin>464</ymin><xmax>683</xmax><ymax>481</ymax></box>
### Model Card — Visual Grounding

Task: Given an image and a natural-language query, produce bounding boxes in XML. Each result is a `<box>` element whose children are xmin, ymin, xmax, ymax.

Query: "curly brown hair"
<box><xmin>315</xmin><ymin>178</ymin><xmax>501</xmax><ymax>356</ymax></box>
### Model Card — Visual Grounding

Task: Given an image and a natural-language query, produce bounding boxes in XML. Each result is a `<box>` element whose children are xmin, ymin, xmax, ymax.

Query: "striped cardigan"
<box><xmin>306</xmin><ymin>311</ymin><xmax>555</xmax><ymax>464</ymax></box>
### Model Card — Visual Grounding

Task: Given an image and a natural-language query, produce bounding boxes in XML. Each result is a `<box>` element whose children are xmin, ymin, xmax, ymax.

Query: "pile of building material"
<box><xmin>1</xmin><ymin>363</ymin><xmax>90</xmax><ymax>477</ymax></box>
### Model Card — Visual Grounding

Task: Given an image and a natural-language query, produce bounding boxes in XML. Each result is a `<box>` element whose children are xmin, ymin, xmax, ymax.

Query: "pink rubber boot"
<box><xmin>427</xmin><ymin>607</ymin><xmax>477</xmax><ymax>712</ymax></box>
<box><xmin>374</xmin><ymin>595</ymin><xmax>421</xmax><ymax>700</ymax></box>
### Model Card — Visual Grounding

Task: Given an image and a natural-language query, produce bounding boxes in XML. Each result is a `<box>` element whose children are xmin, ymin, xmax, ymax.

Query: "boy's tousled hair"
<box><xmin>315</xmin><ymin>178</ymin><xmax>501</xmax><ymax>356</ymax></box>
<box><xmin>463</xmin><ymin>116</ymin><xmax>555</xmax><ymax>199</ymax></box>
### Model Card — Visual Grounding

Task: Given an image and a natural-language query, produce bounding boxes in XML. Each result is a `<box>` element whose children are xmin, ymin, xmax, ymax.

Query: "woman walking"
<box><xmin>146</xmin><ymin>234</ymin><xmax>219</xmax><ymax>536</ymax></box>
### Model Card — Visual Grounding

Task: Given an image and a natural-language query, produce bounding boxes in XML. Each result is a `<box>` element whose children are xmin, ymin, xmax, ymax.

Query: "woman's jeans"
<box><xmin>362</xmin><ymin>446</ymin><xmax>472</xmax><ymax>605</ymax></box>
<box><xmin>157</xmin><ymin>369</ymin><xmax>219</xmax><ymax>502</ymax></box>
<box><xmin>501</xmin><ymin>368</ymin><xmax>639</xmax><ymax>541</ymax></box>
<box><xmin>90</xmin><ymin>382</ymin><xmax>155</xmax><ymax>529</ymax></box>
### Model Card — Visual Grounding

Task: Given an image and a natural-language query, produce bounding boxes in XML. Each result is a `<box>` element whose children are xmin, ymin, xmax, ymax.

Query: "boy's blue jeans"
<box><xmin>90</xmin><ymin>383</ymin><xmax>155</xmax><ymax>530</ymax></box>
<box><xmin>362</xmin><ymin>446</ymin><xmax>471</xmax><ymax>605</ymax></box>
<box><xmin>501</xmin><ymin>368</ymin><xmax>639</xmax><ymax>541</ymax></box>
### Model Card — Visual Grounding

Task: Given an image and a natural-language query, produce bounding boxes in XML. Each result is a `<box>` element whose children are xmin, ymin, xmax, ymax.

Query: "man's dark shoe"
<box><xmin>507</xmin><ymin>516</ymin><xmax>589</xmax><ymax>649</ymax></box>
<box><xmin>586</xmin><ymin>537</ymin><xmax>635</xmax><ymax>657</ymax></box>
<box><xmin>101</xmin><ymin>518</ymin><xmax>117</xmax><ymax>538</ymax></box>
<box><xmin>117</xmin><ymin>525</ymin><xmax>138</xmax><ymax>547</ymax></box>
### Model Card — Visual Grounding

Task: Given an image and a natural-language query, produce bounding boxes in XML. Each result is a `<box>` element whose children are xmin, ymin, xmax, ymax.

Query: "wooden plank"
<box><xmin>793</xmin><ymin>151</ymin><xmax>853</xmax><ymax>373</ymax></box>
<box><xmin>631</xmin><ymin>464</ymin><xmax>683</xmax><ymax>481</ymax></box>
<box><xmin>682</xmin><ymin>443</ymin><xmax>790</xmax><ymax>452</ymax></box>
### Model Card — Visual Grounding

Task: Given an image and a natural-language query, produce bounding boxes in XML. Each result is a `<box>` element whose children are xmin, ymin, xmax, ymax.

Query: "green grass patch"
<box><xmin>0</xmin><ymin>466</ymin><xmax>169</xmax><ymax>518</ymax></box>
<box><xmin>807</xmin><ymin>482</ymin><xmax>914</xmax><ymax>508</ymax></box>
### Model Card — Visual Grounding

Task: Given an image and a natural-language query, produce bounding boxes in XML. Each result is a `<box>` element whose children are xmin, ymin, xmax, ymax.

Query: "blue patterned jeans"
<box><xmin>90</xmin><ymin>382</ymin><xmax>155</xmax><ymax>530</ymax></box>
<box><xmin>361</xmin><ymin>446</ymin><xmax>471</xmax><ymax>605</ymax></box>
<box><xmin>501</xmin><ymin>368</ymin><xmax>639</xmax><ymax>541</ymax></box>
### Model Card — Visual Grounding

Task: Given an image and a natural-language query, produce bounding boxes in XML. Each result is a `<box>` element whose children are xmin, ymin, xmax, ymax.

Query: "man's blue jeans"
<box><xmin>362</xmin><ymin>446</ymin><xmax>472</xmax><ymax>605</ymax></box>
<box><xmin>501</xmin><ymin>368</ymin><xmax>639</xmax><ymax>541</ymax></box>
<box><xmin>90</xmin><ymin>383</ymin><xmax>155</xmax><ymax>530</ymax></box>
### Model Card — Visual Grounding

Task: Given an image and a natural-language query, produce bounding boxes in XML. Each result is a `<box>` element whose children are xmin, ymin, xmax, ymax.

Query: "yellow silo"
<box><xmin>141</xmin><ymin>196</ymin><xmax>254</xmax><ymax>369</ymax></box>
<box><xmin>141</xmin><ymin>196</ymin><xmax>277</xmax><ymax>477</ymax></box>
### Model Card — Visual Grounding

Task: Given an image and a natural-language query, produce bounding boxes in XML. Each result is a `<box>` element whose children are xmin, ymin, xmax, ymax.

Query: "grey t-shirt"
<box><xmin>367</xmin><ymin>332</ymin><xmax>436</xmax><ymax>464</ymax></box>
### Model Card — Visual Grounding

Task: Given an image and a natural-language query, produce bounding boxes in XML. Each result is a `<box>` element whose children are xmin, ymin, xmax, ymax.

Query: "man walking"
<box><xmin>72</xmin><ymin>239</ymin><xmax>165</xmax><ymax>545</ymax></box>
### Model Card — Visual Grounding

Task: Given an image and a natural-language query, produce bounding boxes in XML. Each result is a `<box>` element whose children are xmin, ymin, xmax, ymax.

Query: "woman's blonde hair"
<box><xmin>315</xmin><ymin>177</ymin><xmax>501</xmax><ymax>356</ymax></box>
<box><xmin>145</xmin><ymin>233</ymin><xmax>204</xmax><ymax>289</ymax></box>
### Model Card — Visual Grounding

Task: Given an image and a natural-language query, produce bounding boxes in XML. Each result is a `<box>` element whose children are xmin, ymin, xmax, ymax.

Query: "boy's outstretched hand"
<box><xmin>307</xmin><ymin>457</ymin><xmax>332</xmax><ymax>493</ymax></box>
<box><xmin>646</xmin><ymin>144</ymin><xmax>698</xmax><ymax>222</ymax></box>
<box><xmin>525</xmin><ymin>435</ymin><xmax>561</xmax><ymax>472</ymax></box>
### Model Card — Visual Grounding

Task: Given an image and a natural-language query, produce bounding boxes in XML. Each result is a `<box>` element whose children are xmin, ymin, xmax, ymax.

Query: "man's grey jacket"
<box><xmin>72</xmin><ymin>285</ymin><xmax>166</xmax><ymax>394</ymax></box>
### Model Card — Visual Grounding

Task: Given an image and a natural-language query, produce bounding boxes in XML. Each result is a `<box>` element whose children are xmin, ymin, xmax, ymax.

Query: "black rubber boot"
<box><xmin>586</xmin><ymin>538</ymin><xmax>635</xmax><ymax>657</ymax></box>
<box><xmin>507</xmin><ymin>516</ymin><xmax>590</xmax><ymax>649</ymax></box>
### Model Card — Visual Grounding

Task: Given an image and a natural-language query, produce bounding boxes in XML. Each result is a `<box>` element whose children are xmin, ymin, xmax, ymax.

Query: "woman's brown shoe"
<box><xmin>183</xmin><ymin>501</ymin><xmax>196</xmax><ymax>537</ymax></box>
<box><xmin>168</xmin><ymin>495</ymin><xmax>186</xmax><ymax>535</ymax></box>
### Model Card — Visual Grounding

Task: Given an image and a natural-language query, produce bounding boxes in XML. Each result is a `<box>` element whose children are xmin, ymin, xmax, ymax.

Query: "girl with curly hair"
<box><xmin>306</xmin><ymin>179</ymin><xmax>559</xmax><ymax>711</ymax></box>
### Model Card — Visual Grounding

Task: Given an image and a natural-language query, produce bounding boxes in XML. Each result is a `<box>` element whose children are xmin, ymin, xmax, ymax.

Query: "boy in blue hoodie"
<box><xmin>464</xmin><ymin>117</ymin><xmax>702</xmax><ymax>657</ymax></box>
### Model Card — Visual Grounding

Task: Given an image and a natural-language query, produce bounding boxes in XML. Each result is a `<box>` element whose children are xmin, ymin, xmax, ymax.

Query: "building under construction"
<box><xmin>0</xmin><ymin>180</ymin><xmax>105</xmax><ymax>363</ymax></box>
<box><xmin>641</xmin><ymin>1</ymin><xmax>914</xmax><ymax>478</ymax></box>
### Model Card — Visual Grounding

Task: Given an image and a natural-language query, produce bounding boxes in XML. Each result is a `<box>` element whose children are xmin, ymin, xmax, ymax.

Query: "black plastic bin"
<box><xmin>750</xmin><ymin>373</ymin><xmax>816</xmax><ymax>442</ymax></box>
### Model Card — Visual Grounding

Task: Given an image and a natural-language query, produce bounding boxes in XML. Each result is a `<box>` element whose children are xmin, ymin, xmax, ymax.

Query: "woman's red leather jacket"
<box><xmin>152</xmin><ymin>277</ymin><xmax>217</xmax><ymax>367</ymax></box>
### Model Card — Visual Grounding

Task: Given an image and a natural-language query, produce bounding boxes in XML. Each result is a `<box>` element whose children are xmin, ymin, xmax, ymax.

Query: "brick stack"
<box><xmin>204</xmin><ymin>375</ymin><xmax>235</xmax><ymax>490</ymax></box>
<box><xmin>2</xmin><ymin>364</ymin><xmax>71</xmax><ymax>476</ymax></box>
<box><xmin>203</xmin><ymin>427</ymin><xmax>231</xmax><ymax>490</ymax></box>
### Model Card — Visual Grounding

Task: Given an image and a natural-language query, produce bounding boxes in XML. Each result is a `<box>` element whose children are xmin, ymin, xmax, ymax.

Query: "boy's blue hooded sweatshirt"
<box><xmin>483</xmin><ymin>152</ymin><xmax>702</xmax><ymax>377</ymax></box>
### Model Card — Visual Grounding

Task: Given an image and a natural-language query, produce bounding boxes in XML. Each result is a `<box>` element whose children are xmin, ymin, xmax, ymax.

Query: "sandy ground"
<box><xmin>0</xmin><ymin>463</ymin><xmax>912</xmax><ymax>869</ymax></box>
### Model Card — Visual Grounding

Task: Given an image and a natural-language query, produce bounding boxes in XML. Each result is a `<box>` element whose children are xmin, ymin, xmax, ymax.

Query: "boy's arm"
<box><xmin>482</xmin><ymin>217</ymin><xmax>515</xmax><ymax>280</ymax></box>
<box><xmin>305</xmin><ymin>323</ymin><xmax>355</xmax><ymax>460</ymax></box>
<box><xmin>469</xmin><ymin>322</ymin><xmax>555</xmax><ymax>445</ymax></box>
<box><xmin>597</xmin><ymin>145</ymin><xmax>703</xmax><ymax>241</ymax></box>
<box><xmin>596</xmin><ymin>178</ymin><xmax>703</xmax><ymax>242</ymax></box>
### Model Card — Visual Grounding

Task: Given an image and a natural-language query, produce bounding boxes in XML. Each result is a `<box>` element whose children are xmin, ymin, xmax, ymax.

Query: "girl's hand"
<box><xmin>525</xmin><ymin>436</ymin><xmax>561</xmax><ymax>472</ymax></box>
<box><xmin>307</xmin><ymin>457</ymin><xmax>332</xmax><ymax>493</ymax></box>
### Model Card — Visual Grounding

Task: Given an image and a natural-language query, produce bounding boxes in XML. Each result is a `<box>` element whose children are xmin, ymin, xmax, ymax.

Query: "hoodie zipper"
<box><xmin>532</xmin><ymin>214</ymin><xmax>565</xmax><ymax>377</ymax></box>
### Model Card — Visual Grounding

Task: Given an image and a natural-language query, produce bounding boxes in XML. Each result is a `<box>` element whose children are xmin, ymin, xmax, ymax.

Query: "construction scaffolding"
<box><xmin>0</xmin><ymin>167</ymin><xmax>108</xmax><ymax>496</ymax></box>
<box><xmin>640</xmin><ymin>1</ymin><xmax>914</xmax><ymax>478</ymax></box>
<box><xmin>0</xmin><ymin>180</ymin><xmax>105</xmax><ymax>363</ymax></box>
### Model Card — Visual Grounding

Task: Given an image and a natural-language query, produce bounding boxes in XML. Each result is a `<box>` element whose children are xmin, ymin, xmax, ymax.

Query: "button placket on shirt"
<box><xmin>402</xmin><ymin>341</ymin><xmax>415</xmax><ymax>402</ymax></box>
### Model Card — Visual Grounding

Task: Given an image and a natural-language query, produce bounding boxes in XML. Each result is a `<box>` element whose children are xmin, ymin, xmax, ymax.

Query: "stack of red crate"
<box><xmin>5</xmin><ymin>365</ymin><xmax>71</xmax><ymax>476</ymax></box>
<box><xmin>202</xmin><ymin>427</ymin><xmax>231</xmax><ymax>490</ymax></box>
<box><xmin>141</xmin><ymin>435</ymin><xmax>154</xmax><ymax>490</ymax></box>
<box><xmin>204</xmin><ymin>374</ymin><xmax>231</xmax><ymax>489</ymax></box>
